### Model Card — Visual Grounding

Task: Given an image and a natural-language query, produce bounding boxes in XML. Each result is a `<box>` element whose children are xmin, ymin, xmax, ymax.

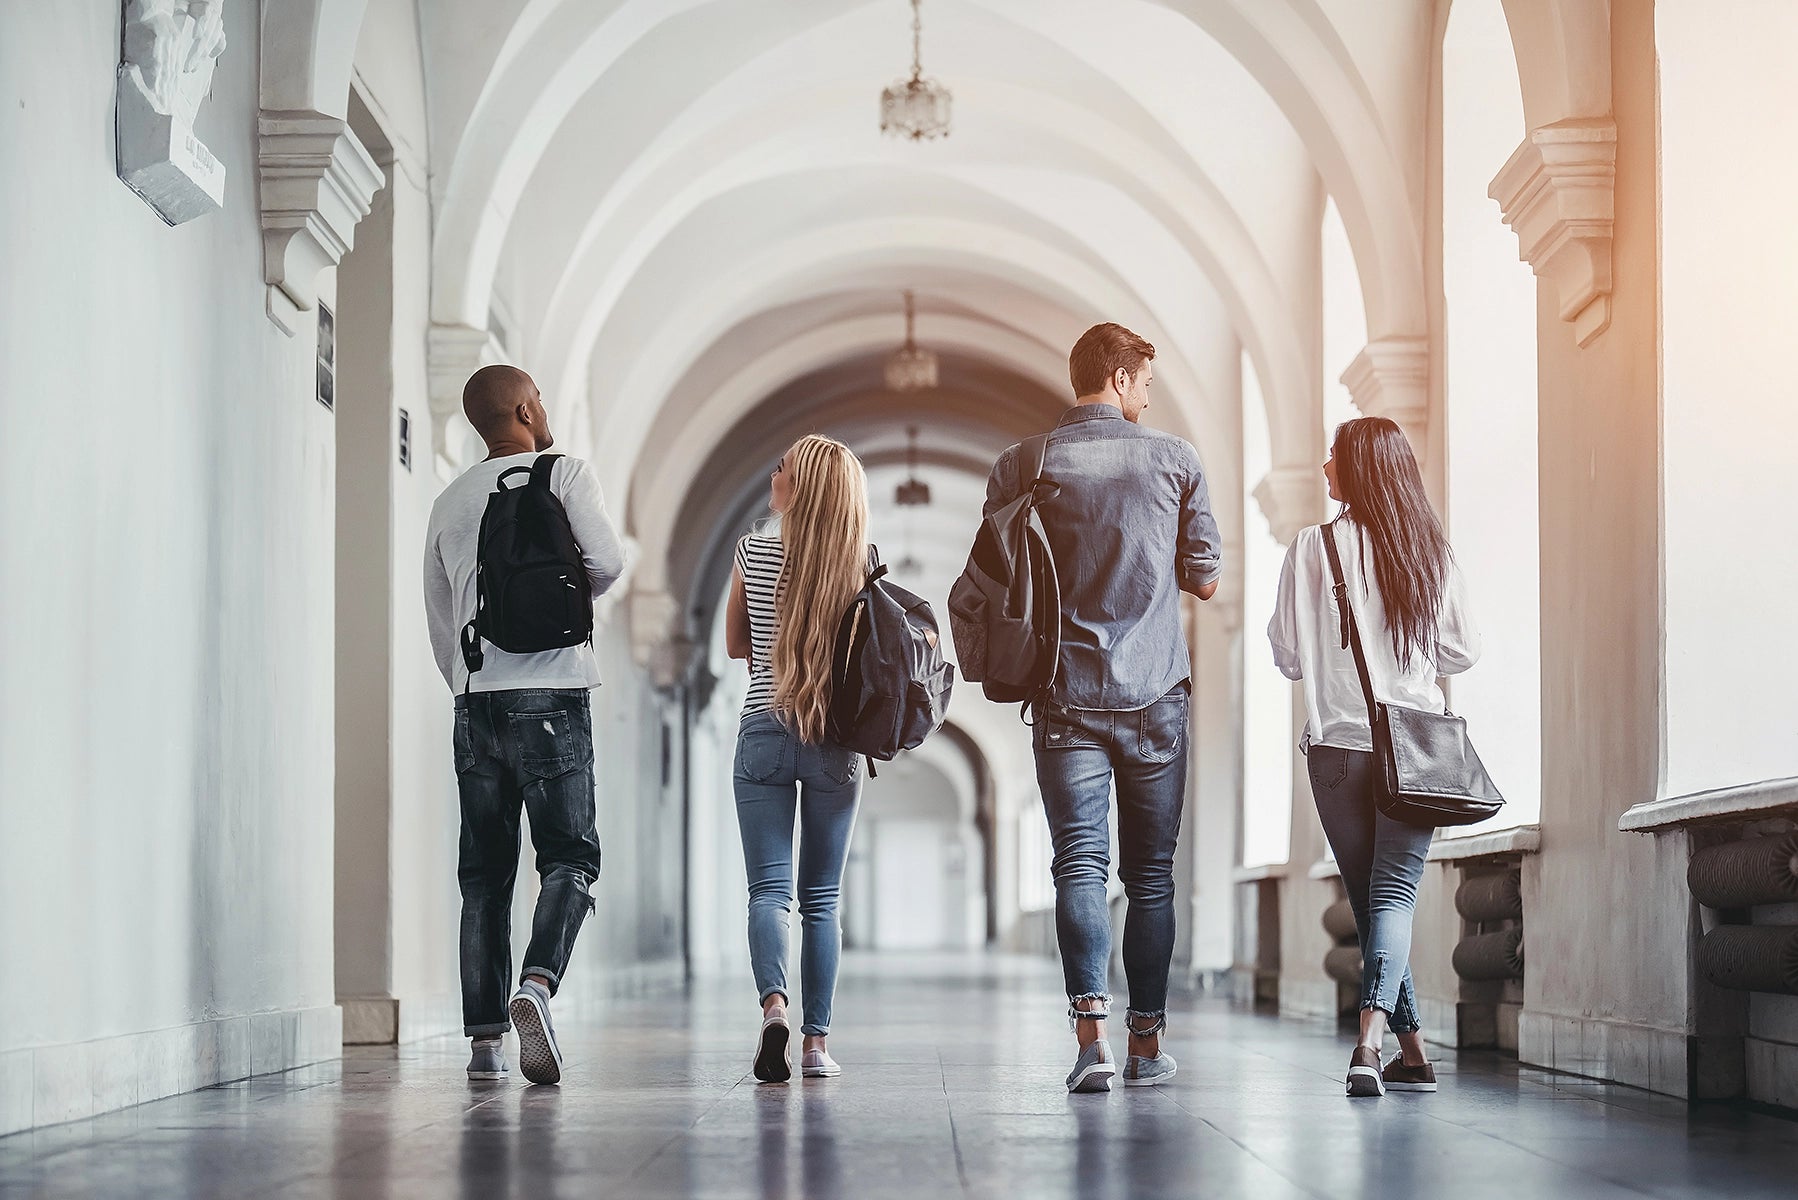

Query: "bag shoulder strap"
<box><xmin>1021</xmin><ymin>432</ymin><xmax>1050</xmax><ymax>491</ymax></box>
<box><xmin>528</xmin><ymin>452</ymin><xmax>563</xmax><ymax>490</ymax></box>
<box><xmin>1319</xmin><ymin>521</ymin><xmax>1379</xmax><ymax>721</ymax></box>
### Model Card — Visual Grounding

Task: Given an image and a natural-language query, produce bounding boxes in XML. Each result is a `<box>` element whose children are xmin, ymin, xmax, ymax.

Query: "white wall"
<box><xmin>1242</xmin><ymin>353</ymin><xmax>1295</xmax><ymax>867</ymax></box>
<box><xmin>1440</xmin><ymin>0</ymin><xmax>1541</xmax><ymax>828</ymax></box>
<box><xmin>1658</xmin><ymin>0</ymin><xmax>1798</xmax><ymax>798</ymax></box>
<box><xmin>0</xmin><ymin>0</ymin><xmax>338</xmax><ymax>1129</ymax></box>
<box><xmin>1320</xmin><ymin>199</ymin><xmax>1367</xmax><ymax>443</ymax></box>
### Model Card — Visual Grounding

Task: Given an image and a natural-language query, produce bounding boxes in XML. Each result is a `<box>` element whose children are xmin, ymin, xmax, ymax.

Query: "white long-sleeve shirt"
<box><xmin>1268</xmin><ymin>521</ymin><xmax>1479</xmax><ymax>752</ymax></box>
<box><xmin>424</xmin><ymin>452</ymin><xmax>625</xmax><ymax>693</ymax></box>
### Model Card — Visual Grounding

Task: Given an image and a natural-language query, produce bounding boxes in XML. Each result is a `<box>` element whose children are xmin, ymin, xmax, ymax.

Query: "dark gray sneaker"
<box><xmin>508</xmin><ymin>979</ymin><xmax>563</xmax><ymax>1085</ymax></box>
<box><xmin>466</xmin><ymin>1039</ymin><xmax>508</xmax><ymax>1080</ymax></box>
<box><xmin>1382</xmin><ymin>1056</ymin><xmax>1438</xmax><ymax>1092</ymax></box>
<box><xmin>1066</xmin><ymin>1040</ymin><xmax>1116</xmax><ymax>1093</ymax></box>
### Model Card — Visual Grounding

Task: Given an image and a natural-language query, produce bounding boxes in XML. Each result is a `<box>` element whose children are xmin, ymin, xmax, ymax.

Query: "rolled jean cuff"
<box><xmin>759</xmin><ymin>986</ymin><xmax>789</xmax><ymax>1006</ymax></box>
<box><xmin>1067</xmin><ymin>992</ymin><xmax>1112</xmax><ymax>1026</ymax></box>
<box><xmin>465</xmin><ymin>1020</ymin><xmax>510</xmax><ymax>1037</ymax></box>
<box><xmin>800</xmin><ymin>1023</ymin><xmax>828</xmax><ymax>1037</ymax></box>
<box><xmin>521</xmin><ymin>967</ymin><xmax>563</xmax><ymax>996</ymax></box>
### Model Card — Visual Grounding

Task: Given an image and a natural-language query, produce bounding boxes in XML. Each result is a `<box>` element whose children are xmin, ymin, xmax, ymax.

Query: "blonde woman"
<box><xmin>725</xmin><ymin>434</ymin><xmax>871</xmax><ymax>1083</ymax></box>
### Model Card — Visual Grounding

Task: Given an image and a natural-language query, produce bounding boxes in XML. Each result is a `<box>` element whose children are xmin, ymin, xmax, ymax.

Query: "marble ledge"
<box><xmin>1232</xmin><ymin>862</ymin><xmax>1286</xmax><ymax>884</ymax></box>
<box><xmin>1307</xmin><ymin>858</ymin><xmax>1341</xmax><ymax>881</ymax></box>
<box><xmin>1619</xmin><ymin>777</ymin><xmax>1798</xmax><ymax>834</ymax></box>
<box><xmin>1428</xmin><ymin>824</ymin><xmax>1542</xmax><ymax>863</ymax></box>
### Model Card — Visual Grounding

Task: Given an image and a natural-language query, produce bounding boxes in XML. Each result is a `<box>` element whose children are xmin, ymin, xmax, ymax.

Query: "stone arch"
<box><xmin>260</xmin><ymin>0</ymin><xmax>369</xmax><ymax>115</ymax></box>
<box><xmin>1497</xmin><ymin>0</ymin><xmax>1612</xmax><ymax>128</ymax></box>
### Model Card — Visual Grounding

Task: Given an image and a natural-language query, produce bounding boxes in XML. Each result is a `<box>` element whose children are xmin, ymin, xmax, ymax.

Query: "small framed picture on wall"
<box><xmin>316</xmin><ymin>302</ymin><xmax>335</xmax><ymax>411</ymax></box>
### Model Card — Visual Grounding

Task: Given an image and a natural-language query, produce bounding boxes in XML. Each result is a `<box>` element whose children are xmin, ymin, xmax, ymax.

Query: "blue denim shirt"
<box><xmin>983</xmin><ymin>404</ymin><xmax>1223</xmax><ymax>711</ymax></box>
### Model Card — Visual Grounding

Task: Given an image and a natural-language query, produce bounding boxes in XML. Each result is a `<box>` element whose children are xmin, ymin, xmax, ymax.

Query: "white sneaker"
<box><xmin>802</xmin><ymin>1048</ymin><xmax>841</xmax><ymax>1078</ymax></box>
<box><xmin>753</xmin><ymin>1011</ymin><xmax>791</xmax><ymax>1083</ymax></box>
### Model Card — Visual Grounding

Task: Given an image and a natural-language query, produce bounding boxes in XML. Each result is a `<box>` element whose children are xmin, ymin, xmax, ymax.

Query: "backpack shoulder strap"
<box><xmin>1021</xmin><ymin>433</ymin><xmax>1051</xmax><ymax>492</ymax></box>
<box><xmin>1319</xmin><ymin>520</ymin><xmax>1378</xmax><ymax>720</ymax></box>
<box><xmin>529</xmin><ymin>452</ymin><xmax>563</xmax><ymax>490</ymax></box>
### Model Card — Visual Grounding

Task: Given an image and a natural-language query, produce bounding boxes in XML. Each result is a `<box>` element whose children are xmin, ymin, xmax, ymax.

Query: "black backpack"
<box><xmin>947</xmin><ymin>432</ymin><xmax>1062</xmax><ymax>705</ymax></box>
<box><xmin>459</xmin><ymin>454</ymin><xmax>592</xmax><ymax>686</ymax></box>
<box><xmin>826</xmin><ymin>550</ymin><xmax>956</xmax><ymax>770</ymax></box>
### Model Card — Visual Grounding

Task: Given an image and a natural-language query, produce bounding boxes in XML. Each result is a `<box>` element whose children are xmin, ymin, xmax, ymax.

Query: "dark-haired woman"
<box><xmin>1268</xmin><ymin>416</ymin><xmax>1479</xmax><ymax>1098</ymax></box>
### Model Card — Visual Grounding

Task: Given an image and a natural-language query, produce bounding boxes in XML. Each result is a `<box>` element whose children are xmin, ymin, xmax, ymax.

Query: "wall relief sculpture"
<box><xmin>117</xmin><ymin>0</ymin><xmax>228</xmax><ymax>225</ymax></box>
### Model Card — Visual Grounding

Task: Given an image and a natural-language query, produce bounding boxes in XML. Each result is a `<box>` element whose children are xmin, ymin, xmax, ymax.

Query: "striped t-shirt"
<box><xmin>735</xmin><ymin>532</ymin><xmax>787</xmax><ymax>719</ymax></box>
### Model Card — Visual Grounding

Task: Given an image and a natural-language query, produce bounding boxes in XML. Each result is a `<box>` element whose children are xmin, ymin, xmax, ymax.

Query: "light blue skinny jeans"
<box><xmin>1306</xmin><ymin>744</ymin><xmax>1433</xmax><ymax>1033</ymax></box>
<box><xmin>733</xmin><ymin>710</ymin><xmax>864</xmax><ymax>1036</ymax></box>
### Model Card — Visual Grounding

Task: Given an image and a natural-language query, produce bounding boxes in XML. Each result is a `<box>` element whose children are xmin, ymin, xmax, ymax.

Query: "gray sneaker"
<box><xmin>508</xmin><ymin>978</ymin><xmax>563</xmax><ymax>1085</ymax></box>
<box><xmin>1122</xmin><ymin>1052</ymin><xmax>1177</xmax><ymax>1087</ymax></box>
<box><xmin>1066</xmin><ymin>1040</ymin><xmax>1116</xmax><ymax>1093</ymax></box>
<box><xmin>466</xmin><ymin>1039</ymin><xmax>508</xmax><ymax>1080</ymax></box>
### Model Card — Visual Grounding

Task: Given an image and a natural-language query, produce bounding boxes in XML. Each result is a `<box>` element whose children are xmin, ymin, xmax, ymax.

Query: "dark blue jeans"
<box><xmin>454</xmin><ymin>689</ymin><xmax>601</xmax><ymax>1036</ymax></box>
<box><xmin>1307</xmin><ymin>744</ymin><xmax>1431</xmax><ymax>1034</ymax></box>
<box><xmin>1033</xmin><ymin>683</ymin><xmax>1189</xmax><ymax>1020</ymax></box>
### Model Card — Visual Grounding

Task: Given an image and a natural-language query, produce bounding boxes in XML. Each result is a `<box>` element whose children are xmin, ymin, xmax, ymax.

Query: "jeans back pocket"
<box><xmin>509</xmin><ymin>706</ymin><xmax>590</xmax><ymax>779</ymax></box>
<box><xmin>1137</xmin><ymin>692</ymin><xmax>1187</xmax><ymax>764</ymax></box>
<box><xmin>735</xmin><ymin>722</ymin><xmax>790</xmax><ymax>783</ymax></box>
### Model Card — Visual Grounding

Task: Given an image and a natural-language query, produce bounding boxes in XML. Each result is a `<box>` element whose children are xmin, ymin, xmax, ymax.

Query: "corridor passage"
<box><xmin>2</xmin><ymin>955</ymin><xmax>1792</xmax><ymax>1200</ymax></box>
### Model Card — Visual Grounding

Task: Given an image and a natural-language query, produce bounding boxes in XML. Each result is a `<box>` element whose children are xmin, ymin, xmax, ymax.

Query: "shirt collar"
<box><xmin>1056</xmin><ymin>403</ymin><xmax>1125</xmax><ymax>427</ymax></box>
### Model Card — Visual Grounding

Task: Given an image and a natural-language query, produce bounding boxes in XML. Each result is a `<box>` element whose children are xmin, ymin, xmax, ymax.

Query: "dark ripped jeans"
<box><xmin>454</xmin><ymin>689</ymin><xmax>601</xmax><ymax>1036</ymax></box>
<box><xmin>1033</xmin><ymin>684</ymin><xmax>1189</xmax><ymax>1023</ymax></box>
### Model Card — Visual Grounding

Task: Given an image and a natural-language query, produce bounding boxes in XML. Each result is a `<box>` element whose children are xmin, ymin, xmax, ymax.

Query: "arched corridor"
<box><xmin>5</xmin><ymin>0</ymin><xmax>1798</xmax><ymax>1193</ymax></box>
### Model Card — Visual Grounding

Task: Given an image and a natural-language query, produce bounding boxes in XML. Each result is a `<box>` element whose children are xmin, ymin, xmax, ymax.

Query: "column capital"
<box><xmin>259</xmin><ymin>110</ymin><xmax>383</xmax><ymax>335</ymax></box>
<box><xmin>1340</xmin><ymin>336</ymin><xmax>1430</xmax><ymax>454</ymax></box>
<box><xmin>1253</xmin><ymin>466</ymin><xmax>1324</xmax><ymax>547</ymax></box>
<box><xmin>1490</xmin><ymin>117</ymin><xmax>1617</xmax><ymax>347</ymax></box>
<box><xmin>426</xmin><ymin>323</ymin><xmax>504</xmax><ymax>479</ymax></box>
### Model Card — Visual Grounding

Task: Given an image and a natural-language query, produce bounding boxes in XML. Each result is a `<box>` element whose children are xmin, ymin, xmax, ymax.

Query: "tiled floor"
<box><xmin>1</xmin><ymin>953</ymin><xmax>1794</xmax><ymax>1198</ymax></box>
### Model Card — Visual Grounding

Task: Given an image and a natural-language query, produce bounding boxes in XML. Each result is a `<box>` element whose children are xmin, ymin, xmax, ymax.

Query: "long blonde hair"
<box><xmin>771</xmin><ymin>435</ymin><xmax>870</xmax><ymax>743</ymax></box>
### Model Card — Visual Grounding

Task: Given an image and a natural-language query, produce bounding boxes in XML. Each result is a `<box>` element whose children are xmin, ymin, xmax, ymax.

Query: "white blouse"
<box><xmin>1268</xmin><ymin>521</ymin><xmax>1480</xmax><ymax>752</ymax></box>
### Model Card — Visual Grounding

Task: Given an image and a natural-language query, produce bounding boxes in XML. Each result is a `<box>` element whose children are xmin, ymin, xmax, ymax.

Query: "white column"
<box><xmin>259</xmin><ymin>111</ymin><xmax>383</xmax><ymax>335</ymax></box>
<box><xmin>1490</xmin><ymin>118</ymin><xmax>1618</xmax><ymax>347</ymax></box>
<box><xmin>426</xmin><ymin>323</ymin><xmax>502</xmax><ymax>479</ymax></box>
<box><xmin>1340</xmin><ymin>336</ymin><xmax>1431</xmax><ymax>458</ymax></box>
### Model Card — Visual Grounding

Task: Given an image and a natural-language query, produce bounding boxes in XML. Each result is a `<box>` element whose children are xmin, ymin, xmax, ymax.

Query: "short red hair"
<box><xmin>1068</xmin><ymin>323</ymin><xmax>1155</xmax><ymax>398</ymax></box>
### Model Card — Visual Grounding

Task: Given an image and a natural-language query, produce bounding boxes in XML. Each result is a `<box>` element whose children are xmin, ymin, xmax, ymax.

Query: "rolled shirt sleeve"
<box><xmin>1176</xmin><ymin>447</ymin><xmax>1224</xmax><ymax>593</ymax></box>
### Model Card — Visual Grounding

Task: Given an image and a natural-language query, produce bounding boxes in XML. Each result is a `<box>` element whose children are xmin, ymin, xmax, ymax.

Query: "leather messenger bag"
<box><xmin>1319</xmin><ymin>522</ymin><xmax>1504</xmax><ymax>829</ymax></box>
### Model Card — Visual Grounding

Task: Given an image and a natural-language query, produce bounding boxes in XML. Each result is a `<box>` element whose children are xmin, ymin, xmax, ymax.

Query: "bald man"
<box><xmin>423</xmin><ymin>364</ymin><xmax>625</xmax><ymax>1085</ymax></box>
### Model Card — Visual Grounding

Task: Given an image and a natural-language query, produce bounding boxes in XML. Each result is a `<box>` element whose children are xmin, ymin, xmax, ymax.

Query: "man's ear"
<box><xmin>516</xmin><ymin>401</ymin><xmax>534</xmax><ymax>426</ymax></box>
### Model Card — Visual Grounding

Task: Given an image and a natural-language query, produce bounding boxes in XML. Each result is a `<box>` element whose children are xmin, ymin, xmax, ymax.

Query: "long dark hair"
<box><xmin>1331</xmin><ymin>417</ymin><xmax>1452</xmax><ymax>669</ymax></box>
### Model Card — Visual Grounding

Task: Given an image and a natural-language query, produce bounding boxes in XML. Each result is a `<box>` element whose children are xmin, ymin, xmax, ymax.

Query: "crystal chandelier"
<box><xmin>884</xmin><ymin>290</ymin><xmax>938</xmax><ymax>393</ymax></box>
<box><xmin>880</xmin><ymin>0</ymin><xmax>952</xmax><ymax>142</ymax></box>
<box><xmin>894</xmin><ymin>425</ymin><xmax>931</xmax><ymax>508</ymax></box>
